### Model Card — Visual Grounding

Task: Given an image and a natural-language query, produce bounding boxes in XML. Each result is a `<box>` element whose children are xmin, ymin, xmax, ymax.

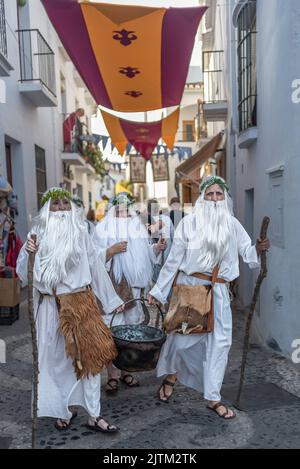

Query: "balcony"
<box><xmin>17</xmin><ymin>29</ymin><xmax>57</xmax><ymax>107</ymax></box>
<box><xmin>62</xmin><ymin>113</ymin><xmax>99</xmax><ymax>177</ymax></box>
<box><xmin>202</xmin><ymin>50</ymin><xmax>228</xmax><ymax>122</ymax></box>
<box><xmin>0</xmin><ymin>0</ymin><xmax>13</xmax><ymax>76</ymax></box>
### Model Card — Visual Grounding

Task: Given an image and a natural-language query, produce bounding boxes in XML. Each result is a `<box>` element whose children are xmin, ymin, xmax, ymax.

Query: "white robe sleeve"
<box><xmin>16</xmin><ymin>245</ymin><xmax>29</xmax><ymax>286</ymax></box>
<box><xmin>86</xmin><ymin>234</ymin><xmax>123</xmax><ymax>314</ymax></box>
<box><xmin>149</xmin><ymin>221</ymin><xmax>187</xmax><ymax>304</ymax></box>
<box><xmin>234</xmin><ymin>217</ymin><xmax>260</xmax><ymax>269</ymax></box>
<box><xmin>16</xmin><ymin>243</ymin><xmax>43</xmax><ymax>286</ymax></box>
<box><xmin>95</xmin><ymin>220</ymin><xmax>112</xmax><ymax>271</ymax></box>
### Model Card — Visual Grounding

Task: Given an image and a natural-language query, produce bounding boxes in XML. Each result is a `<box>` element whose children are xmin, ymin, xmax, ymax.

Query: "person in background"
<box><xmin>168</xmin><ymin>197</ymin><xmax>186</xmax><ymax>230</ymax></box>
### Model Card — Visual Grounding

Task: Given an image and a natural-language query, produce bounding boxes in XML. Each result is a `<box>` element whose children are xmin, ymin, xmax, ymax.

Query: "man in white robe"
<box><xmin>148</xmin><ymin>176</ymin><xmax>270</xmax><ymax>419</ymax></box>
<box><xmin>96</xmin><ymin>192</ymin><xmax>166</xmax><ymax>392</ymax></box>
<box><xmin>17</xmin><ymin>187</ymin><xmax>124</xmax><ymax>432</ymax></box>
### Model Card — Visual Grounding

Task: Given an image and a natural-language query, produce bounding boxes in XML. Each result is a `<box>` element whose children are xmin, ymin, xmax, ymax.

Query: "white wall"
<box><xmin>0</xmin><ymin>0</ymin><xmax>98</xmax><ymax>240</ymax></box>
<box><xmin>234</xmin><ymin>0</ymin><xmax>300</xmax><ymax>357</ymax></box>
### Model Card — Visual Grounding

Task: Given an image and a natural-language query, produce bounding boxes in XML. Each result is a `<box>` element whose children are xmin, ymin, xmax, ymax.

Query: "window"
<box><xmin>237</xmin><ymin>0</ymin><xmax>257</xmax><ymax>132</ymax></box>
<box><xmin>182</xmin><ymin>120</ymin><xmax>195</xmax><ymax>142</ymax></box>
<box><xmin>88</xmin><ymin>191</ymin><xmax>92</xmax><ymax>210</ymax></box>
<box><xmin>35</xmin><ymin>145</ymin><xmax>47</xmax><ymax>210</ymax></box>
<box><xmin>0</xmin><ymin>0</ymin><xmax>7</xmax><ymax>58</ymax></box>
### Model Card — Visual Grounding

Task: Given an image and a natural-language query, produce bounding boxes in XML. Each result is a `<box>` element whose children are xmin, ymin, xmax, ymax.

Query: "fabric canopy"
<box><xmin>41</xmin><ymin>0</ymin><xmax>207</xmax><ymax>112</ymax></box>
<box><xmin>175</xmin><ymin>132</ymin><xmax>224</xmax><ymax>183</ymax></box>
<box><xmin>101</xmin><ymin>108</ymin><xmax>180</xmax><ymax>160</ymax></box>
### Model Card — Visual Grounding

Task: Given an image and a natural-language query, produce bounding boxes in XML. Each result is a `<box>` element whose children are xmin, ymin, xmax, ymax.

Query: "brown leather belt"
<box><xmin>191</xmin><ymin>272</ymin><xmax>227</xmax><ymax>284</ymax></box>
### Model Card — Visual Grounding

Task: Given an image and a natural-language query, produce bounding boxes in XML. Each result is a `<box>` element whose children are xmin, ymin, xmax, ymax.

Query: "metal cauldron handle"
<box><xmin>109</xmin><ymin>298</ymin><xmax>165</xmax><ymax>330</ymax></box>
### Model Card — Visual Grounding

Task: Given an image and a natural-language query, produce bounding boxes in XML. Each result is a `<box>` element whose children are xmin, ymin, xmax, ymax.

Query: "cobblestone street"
<box><xmin>0</xmin><ymin>298</ymin><xmax>300</xmax><ymax>449</ymax></box>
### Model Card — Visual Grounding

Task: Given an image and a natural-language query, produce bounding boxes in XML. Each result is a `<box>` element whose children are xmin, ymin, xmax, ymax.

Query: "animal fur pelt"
<box><xmin>164</xmin><ymin>284</ymin><xmax>214</xmax><ymax>334</ymax></box>
<box><xmin>55</xmin><ymin>289</ymin><xmax>117</xmax><ymax>379</ymax></box>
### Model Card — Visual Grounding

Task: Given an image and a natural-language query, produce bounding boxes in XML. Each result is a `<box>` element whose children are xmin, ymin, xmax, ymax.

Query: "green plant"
<box><xmin>83</xmin><ymin>145</ymin><xmax>106</xmax><ymax>177</ymax></box>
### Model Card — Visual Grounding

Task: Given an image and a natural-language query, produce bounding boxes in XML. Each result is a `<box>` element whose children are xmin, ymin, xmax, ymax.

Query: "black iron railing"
<box><xmin>0</xmin><ymin>0</ymin><xmax>7</xmax><ymax>58</ymax></box>
<box><xmin>202</xmin><ymin>50</ymin><xmax>226</xmax><ymax>104</ymax></box>
<box><xmin>237</xmin><ymin>1</ymin><xmax>257</xmax><ymax>131</ymax></box>
<box><xmin>17</xmin><ymin>29</ymin><xmax>56</xmax><ymax>97</ymax></box>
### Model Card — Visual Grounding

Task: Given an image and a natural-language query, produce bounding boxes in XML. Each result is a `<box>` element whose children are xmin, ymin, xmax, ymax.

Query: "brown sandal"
<box><xmin>157</xmin><ymin>379</ymin><xmax>176</xmax><ymax>403</ymax></box>
<box><xmin>120</xmin><ymin>374</ymin><xmax>140</xmax><ymax>388</ymax></box>
<box><xmin>207</xmin><ymin>402</ymin><xmax>236</xmax><ymax>419</ymax></box>
<box><xmin>105</xmin><ymin>378</ymin><xmax>119</xmax><ymax>394</ymax></box>
<box><xmin>86</xmin><ymin>416</ymin><xmax>119</xmax><ymax>434</ymax></box>
<box><xmin>54</xmin><ymin>411</ymin><xmax>77</xmax><ymax>431</ymax></box>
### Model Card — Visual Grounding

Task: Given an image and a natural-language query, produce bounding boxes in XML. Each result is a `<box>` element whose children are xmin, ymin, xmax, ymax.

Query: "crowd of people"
<box><xmin>17</xmin><ymin>177</ymin><xmax>269</xmax><ymax>433</ymax></box>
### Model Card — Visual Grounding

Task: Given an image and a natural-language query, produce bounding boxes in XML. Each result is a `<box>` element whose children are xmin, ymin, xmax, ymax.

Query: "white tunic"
<box><xmin>150</xmin><ymin>214</ymin><xmax>260</xmax><ymax>401</ymax></box>
<box><xmin>16</xmin><ymin>231</ymin><xmax>123</xmax><ymax>420</ymax></box>
<box><xmin>96</xmin><ymin>214</ymin><xmax>161</xmax><ymax>327</ymax></box>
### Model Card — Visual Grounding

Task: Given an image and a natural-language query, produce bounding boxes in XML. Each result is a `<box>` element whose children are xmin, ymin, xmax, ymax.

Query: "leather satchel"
<box><xmin>164</xmin><ymin>266</ymin><xmax>219</xmax><ymax>335</ymax></box>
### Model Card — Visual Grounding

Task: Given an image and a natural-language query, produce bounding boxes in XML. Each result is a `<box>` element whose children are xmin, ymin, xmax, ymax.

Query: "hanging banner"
<box><xmin>41</xmin><ymin>0</ymin><xmax>207</xmax><ymax>112</ymax></box>
<box><xmin>130</xmin><ymin>155</ymin><xmax>147</xmax><ymax>184</ymax></box>
<box><xmin>152</xmin><ymin>154</ymin><xmax>170</xmax><ymax>182</ymax></box>
<box><xmin>101</xmin><ymin>108</ymin><xmax>179</xmax><ymax>160</ymax></box>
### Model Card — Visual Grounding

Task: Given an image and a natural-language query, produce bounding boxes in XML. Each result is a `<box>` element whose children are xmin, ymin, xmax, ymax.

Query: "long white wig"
<box><xmin>96</xmin><ymin>204</ymin><xmax>154</xmax><ymax>287</ymax></box>
<box><xmin>193</xmin><ymin>176</ymin><xmax>234</xmax><ymax>269</ymax></box>
<box><xmin>31</xmin><ymin>200</ymin><xmax>86</xmax><ymax>290</ymax></box>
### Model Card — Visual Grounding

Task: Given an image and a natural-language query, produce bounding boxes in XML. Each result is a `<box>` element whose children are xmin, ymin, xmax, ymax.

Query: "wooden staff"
<box><xmin>234</xmin><ymin>216</ymin><xmax>270</xmax><ymax>410</ymax></box>
<box><xmin>27</xmin><ymin>234</ymin><xmax>39</xmax><ymax>449</ymax></box>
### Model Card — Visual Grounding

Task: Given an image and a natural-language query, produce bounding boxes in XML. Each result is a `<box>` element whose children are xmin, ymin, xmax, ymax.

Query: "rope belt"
<box><xmin>191</xmin><ymin>272</ymin><xmax>227</xmax><ymax>284</ymax></box>
<box><xmin>39</xmin><ymin>286</ymin><xmax>90</xmax><ymax>298</ymax></box>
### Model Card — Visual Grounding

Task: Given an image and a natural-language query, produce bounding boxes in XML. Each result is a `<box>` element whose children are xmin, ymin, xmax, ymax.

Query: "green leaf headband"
<box><xmin>41</xmin><ymin>188</ymin><xmax>72</xmax><ymax>207</ymax></box>
<box><xmin>112</xmin><ymin>193</ymin><xmax>135</xmax><ymax>207</ymax></box>
<box><xmin>200</xmin><ymin>176</ymin><xmax>229</xmax><ymax>195</ymax></box>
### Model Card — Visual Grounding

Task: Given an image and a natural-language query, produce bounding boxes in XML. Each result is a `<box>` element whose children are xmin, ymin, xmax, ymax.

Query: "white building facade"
<box><xmin>0</xmin><ymin>0</ymin><xmax>100</xmax><ymax>241</ymax></box>
<box><xmin>202</xmin><ymin>0</ymin><xmax>300</xmax><ymax>359</ymax></box>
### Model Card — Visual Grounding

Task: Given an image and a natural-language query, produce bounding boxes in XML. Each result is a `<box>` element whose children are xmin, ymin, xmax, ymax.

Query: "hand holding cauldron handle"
<box><xmin>109</xmin><ymin>298</ymin><xmax>164</xmax><ymax>330</ymax></box>
<box><xmin>28</xmin><ymin>234</ymin><xmax>39</xmax><ymax>448</ymax></box>
<box><xmin>235</xmin><ymin>216</ymin><xmax>270</xmax><ymax>410</ymax></box>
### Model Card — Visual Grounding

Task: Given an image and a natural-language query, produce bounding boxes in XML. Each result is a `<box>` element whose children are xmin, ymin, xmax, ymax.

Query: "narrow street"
<box><xmin>1</xmin><ymin>297</ymin><xmax>300</xmax><ymax>449</ymax></box>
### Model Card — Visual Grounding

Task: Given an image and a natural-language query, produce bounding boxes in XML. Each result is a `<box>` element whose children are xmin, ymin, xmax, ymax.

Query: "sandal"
<box><xmin>105</xmin><ymin>378</ymin><xmax>119</xmax><ymax>395</ymax></box>
<box><xmin>207</xmin><ymin>402</ymin><xmax>236</xmax><ymax>420</ymax></box>
<box><xmin>86</xmin><ymin>416</ymin><xmax>119</xmax><ymax>434</ymax></box>
<box><xmin>54</xmin><ymin>411</ymin><xmax>77</xmax><ymax>431</ymax></box>
<box><xmin>157</xmin><ymin>379</ymin><xmax>176</xmax><ymax>403</ymax></box>
<box><xmin>120</xmin><ymin>374</ymin><xmax>140</xmax><ymax>388</ymax></box>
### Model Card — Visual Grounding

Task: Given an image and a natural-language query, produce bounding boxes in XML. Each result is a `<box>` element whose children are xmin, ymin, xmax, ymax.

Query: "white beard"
<box><xmin>194</xmin><ymin>199</ymin><xmax>233</xmax><ymax>270</ymax></box>
<box><xmin>38</xmin><ymin>211</ymin><xmax>84</xmax><ymax>290</ymax></box>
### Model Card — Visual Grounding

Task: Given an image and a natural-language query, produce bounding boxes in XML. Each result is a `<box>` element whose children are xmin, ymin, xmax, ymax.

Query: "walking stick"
<box><xmin>234</xmin><ymin>216</ymin><xmax>270</xmax><ymax>410</ymax></box>
<box><xmin>27</xmin><ymin>234</ymin><xmax>39</xmax><ymax>449</ymax></box>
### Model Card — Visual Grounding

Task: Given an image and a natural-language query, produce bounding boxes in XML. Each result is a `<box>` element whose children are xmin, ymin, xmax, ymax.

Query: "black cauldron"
<box><xmin>110</xmin><ymin>299</ymin><xmax>166</xmax><ymax>372</ymax></box>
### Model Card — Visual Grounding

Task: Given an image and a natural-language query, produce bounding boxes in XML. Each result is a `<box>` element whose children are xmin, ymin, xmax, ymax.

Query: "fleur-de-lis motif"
<box><xmin>113</xmin><ymin>29</ymin><xmax>138</xmax><ymax>46</ymax></box>
<box><xmin>125</xmin><ymin>91</ymin><xmax>143</xmax><ymax>98</ymax></box>
<box><xmin>119</xmin><ymin>67</ymin><xmax>141</xmax><ymax>79</ymax></box>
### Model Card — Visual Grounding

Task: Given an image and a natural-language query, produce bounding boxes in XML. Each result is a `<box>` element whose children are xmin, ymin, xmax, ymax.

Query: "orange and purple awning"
<box><xmin>41</xmin><ymin>0</ymin><xmax>207</xmax><ymax>112</ymax></box>
<box><xmin>101</xmin><ymin>108</ymin><xmax>179</xmax><ymax>160</ymax></box>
